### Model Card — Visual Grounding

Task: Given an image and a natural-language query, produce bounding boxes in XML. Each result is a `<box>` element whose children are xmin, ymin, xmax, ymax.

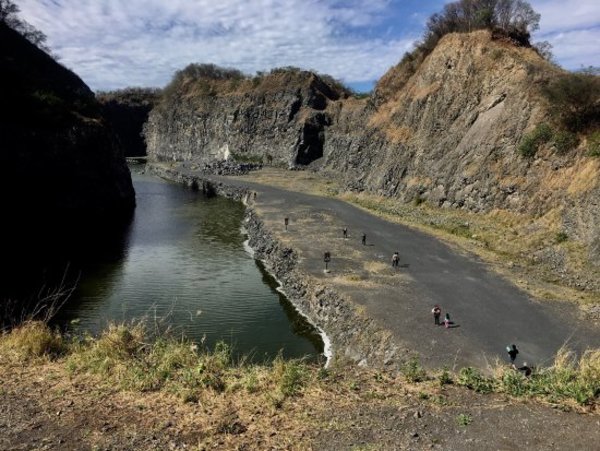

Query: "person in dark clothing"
<box><xmin>507</xmin><ymin>344</ymin><xmax>519</xmax><ymax>363</ymax></box>
<box><xmin>392</xmin><ymin>252</ymin><xmax>399</xmax><ymax>267</ymax></box>
<box><xmin>517</xmin><ymin>362</ymin><xmax>532</xmax><ymax>377</ymax></box>
<box><xmin>432</xmin><ymin>305</ymin><xmax>441</xmax><ymax>325</ymax></box>
<box><xmin>361</xmin><ymin>233</ymin><xmax>367</xmax><ymax>245</ymax></box>
<box><xmin>343</xmin><ymin>227</ymin><xmax>348</xmax><ymax>239</ymax></box>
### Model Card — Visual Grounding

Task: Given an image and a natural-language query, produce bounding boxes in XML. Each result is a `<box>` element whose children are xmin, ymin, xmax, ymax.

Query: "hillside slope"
<box><xmin>0</xmin><ymin>23</ymin><xmax>135</xmax><ymax>222</ymax></box>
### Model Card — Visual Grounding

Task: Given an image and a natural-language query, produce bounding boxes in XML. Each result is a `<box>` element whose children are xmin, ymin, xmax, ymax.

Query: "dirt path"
<box><xmin>196</xmin><ymin>169</ymin><xmax>600</xmax><ymax>370</ymax></box>
<box><xmin>1</xmin><ymin>362</ymin><xmax>599</xmax><ymax>450</ymax></box>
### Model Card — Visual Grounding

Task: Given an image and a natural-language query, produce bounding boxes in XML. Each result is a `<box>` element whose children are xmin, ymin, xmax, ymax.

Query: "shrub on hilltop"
<box><xmin>375</xmin><ymin>0</ymin><xmax>548</xmax><ymax>101</ymax></box>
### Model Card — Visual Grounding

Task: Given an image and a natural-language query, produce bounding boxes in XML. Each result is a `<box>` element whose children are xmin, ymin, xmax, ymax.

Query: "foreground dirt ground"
<box><xmin>1</xmin><ymin>360</ymin><xmax>599</xmax><ymax>450</ymax></box>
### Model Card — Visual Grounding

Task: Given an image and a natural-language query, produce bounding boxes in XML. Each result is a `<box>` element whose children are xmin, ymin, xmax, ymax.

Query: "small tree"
<box><xmin>0</xmin><ymin>0</ymin><xmax>49</xmax><ymax>51</ymax></box>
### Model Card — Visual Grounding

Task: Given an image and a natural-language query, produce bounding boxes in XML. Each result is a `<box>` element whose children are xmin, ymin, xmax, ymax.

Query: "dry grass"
<box><xmin>338</xmin><ymin>191</ymin><xmax>599</xmax><ymax>305</ymax></box>
<box><xmin>0</xmin><ymin>323</ymin><xmax>598</xmax><ymax>450</ymax></box>
<box><xmin>0</xmin><ymin>321</ymin><xmax>64</xmax><ymax>361</ymax></box>
<box><xmin>363</xmin><ymin>261</ymin><xmax>390</xmax><ymax>274</ymax></box>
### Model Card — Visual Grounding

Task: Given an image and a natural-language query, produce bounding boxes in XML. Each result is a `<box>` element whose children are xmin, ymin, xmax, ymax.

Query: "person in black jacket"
<box><xmin>507</xmin><ymin>344</ymin><xmax>519</xmax><ymax>363</ymax></box>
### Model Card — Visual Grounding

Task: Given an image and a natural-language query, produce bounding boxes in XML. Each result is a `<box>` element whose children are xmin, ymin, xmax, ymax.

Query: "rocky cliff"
<box><xmin>322</xmin><ymin>31</ymin><xmax>599</xmax><ymax>265</ymax></box>
<box><xmin>97</xmin><ymin>88</ymin><xmax>160</xmax><ymax>157</ymax></box>
<box><xmin>0</xmin><ymin>23</ymin><xmax>135</xmax><ymax>223</ymax></box>
<box><xmin>143</xmin><ymin>31</ymin><xmax>599</xmax><ymax>269</ymax></box>
<box><xmin>144</xmin><ymin>67</ymin><xmax>349</xmax><ymax>166</ymax></box>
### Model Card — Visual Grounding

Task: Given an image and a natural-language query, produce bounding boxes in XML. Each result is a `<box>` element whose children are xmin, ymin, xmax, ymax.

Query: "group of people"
<box><xmin>342</xmin><ymin>226</ymin><xmax>533</xmax><ymax>376</ymax></box>
<box><xmin>342</xmin><ymin>227</ymin><xmax>402</xmax><ymax>268</ymax></box>
<box><xmin>432</xmin><ymin>307</ymin><xmax>532</xmax><ymax>375</ymax></box>
<box><xmin>431</xmin><ymin>305</ymin><xmax>452</xmax><ymax>328</ymax></box>
<box><xmin>507</xmin><ymin>344</ymin><xmax>532</xmax><ymax>376</ymax></box>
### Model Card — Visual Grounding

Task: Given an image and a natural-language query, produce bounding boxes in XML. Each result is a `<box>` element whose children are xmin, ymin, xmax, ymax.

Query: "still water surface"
<box><xmin>53</xmin><ymin>170</ymin><xmax>322</xmax><ymax>360</ymax></box>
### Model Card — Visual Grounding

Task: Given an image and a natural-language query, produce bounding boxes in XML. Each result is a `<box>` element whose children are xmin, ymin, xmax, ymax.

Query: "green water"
<box><xmin>53</xmin><ymin>171</ymin><xmax>323</xmax><ymax>361</ymax></box>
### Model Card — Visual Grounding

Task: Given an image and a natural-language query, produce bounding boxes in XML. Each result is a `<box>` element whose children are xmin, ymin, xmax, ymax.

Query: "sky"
<box><xmin>16</xmin><ymin>0</ymin><xmax>600</xmax><ymax>92</ymax></box>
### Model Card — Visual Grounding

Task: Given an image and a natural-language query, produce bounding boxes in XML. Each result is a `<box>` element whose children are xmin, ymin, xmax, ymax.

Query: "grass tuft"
<box><xmin>401</xmin><ymin>357</ymin><xmax>426</xmax><ymax>383</ymax></box>
<box><xmin>272</xmin><ymin>354</ymin><xmax>309</xmax><ymax>398</ymax></box>
<box><xmin>0</xmin><ymin>321</ymin><xmax>64</xmax><ymax>361</ymax></box>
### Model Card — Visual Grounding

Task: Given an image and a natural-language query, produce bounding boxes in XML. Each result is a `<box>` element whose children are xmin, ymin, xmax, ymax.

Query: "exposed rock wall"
<box><xmin>98</xmin><ymin>89</ymin><xmax>160</xmax><ymax>157</ymax></box>
<box><xmin>322</xmin><ymin>31</ymin><xmax>599</xmax><ymax>264</ymax></box>
<box><xmin>144</xmin><ymin>70</ymin><xmax>347</xmax><ymax>167</ymax></box>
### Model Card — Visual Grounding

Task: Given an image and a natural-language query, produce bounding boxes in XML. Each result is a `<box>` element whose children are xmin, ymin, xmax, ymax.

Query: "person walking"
<box><xmin>444</xmin><ymin>313</ymin><xmax>451</xmax><ymax>328</ymax></box>
<box><xmin>391</xmin><ymin>252</ymin><xmax>399</xmax><ymax>268</ymax></box>
<box><xmin>343</xmin><ymin>227</ymin><xmax>348</xmax><ymax>239</ymax></box>
<box><xmin>361</xmin><ymin>233</ymin><xmax>367</xmax><ymax>246</ymax></box>
<box><xmin>507</xmin><ymin>344</ymin><xmax>519</xmax><ymax>364</ymax></box>
<box><xmin>432</xmin><ymin>305</ymin><xmax>441</xmax><ymax>325</ymax></box>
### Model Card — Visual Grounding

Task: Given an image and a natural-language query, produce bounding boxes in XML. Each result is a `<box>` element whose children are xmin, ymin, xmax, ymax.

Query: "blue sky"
<box><xmin>17</xmin><ymin>0</ymin><xmax>600</xmax><ymax>92</ymax></box>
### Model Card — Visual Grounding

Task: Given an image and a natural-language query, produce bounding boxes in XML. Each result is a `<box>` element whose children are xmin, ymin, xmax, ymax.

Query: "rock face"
<box><xmin>322</xmin><ymin>31</ymin><xmax>599</xmax><ymax>265</ymax></box>
<box><xmin>0</xmin><ymin>23</ymin><xmax>135</xmax><ymax>223</ymax></box>
<box><xmin>144</xmin><ymin>68</ymin><xmax>349</xmax><ymax>167</ymax></box>
<box><xmin>97</xmin><ymin>88</ymin><xmax>160</xmax><ymax>157</ymax></box>
<box><xmin>143</xmin><ymin>31</ymin><xmax>599</xmax><ymax>266</ymax></box>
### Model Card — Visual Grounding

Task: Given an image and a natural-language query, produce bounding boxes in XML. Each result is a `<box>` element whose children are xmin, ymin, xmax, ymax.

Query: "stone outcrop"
<box><xmin>322</xmin><ymin>31</ymin><xmax>599</xmax><ymax>266</ymax></box>
<box><xmin>144</xmin><ymin>68</ymin><xmax>349</xmax><ymax>167</ymax></box>
<box><xmin>0</xmin><ymin>22</ymin><xmax>135</xmax><ymax>224</ymax></box>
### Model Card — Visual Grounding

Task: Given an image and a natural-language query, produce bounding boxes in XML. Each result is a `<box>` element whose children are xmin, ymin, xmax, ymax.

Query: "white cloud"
<box><xmin>531</xmin><ymin>0</ymin><xmax>599</xmax><ymax>33</ymax></box>
<box><xmin>543</xmin><ymin>28</ymin><xmax>600</xmax><ymax>70</ymax></box>
<box><xmin>16</xmin><ymin>1</ymin><xmax>599</xmax><ymax>90</ymax></box>
<box><xmin>531</xmin><ymin>0</ymin><xmax>600</xmax><ymax>69</ymax></box>
<box><xmin>17</xmin><ymin>0</ymin><xmax>415</xmax><ymax>90</ymax></box>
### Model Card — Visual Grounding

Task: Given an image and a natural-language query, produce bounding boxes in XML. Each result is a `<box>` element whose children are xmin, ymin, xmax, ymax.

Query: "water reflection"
<box><xmin>46</xmin><ymin>171</ymin><xmax>323</xmax><ymax>361</ymax></box>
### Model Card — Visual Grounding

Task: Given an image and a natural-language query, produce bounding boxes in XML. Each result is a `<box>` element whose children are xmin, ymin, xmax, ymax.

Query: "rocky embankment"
<box><xmin>149</xmin><ymin>163</ymin><xmax>403</xmax><ymax>369</ymax></box>
<box><xmin>322</xmin><ymin>31</ymin><xmax>600</xmax><ymax>268</ymax></box>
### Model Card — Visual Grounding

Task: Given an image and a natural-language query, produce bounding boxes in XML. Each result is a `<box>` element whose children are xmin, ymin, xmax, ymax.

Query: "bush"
<box><xmin>457</xmin><ymin>413</ymin><xmax>472</xmax><ymax>426</ymax></box>
<box><xmin>553</xmin><ymin>131</ymin><xmax>579</xmax><ymax>154</ymax></box>
<box><xmin>438</xmin><ymin>367</ymin><xmax>453</xmax><ymax>386</ymax></box>
<box><xmin>518</xmin><ymin>123</ymin><xmax>552</xmax><ymax>157</ymax></box>
<box><xmin>272</xmin><ymin>355</ymin><xmax>309</xmax><ymax>398</ymax></box>
<box><xmin>401</xmin><ymin>357</ymin><xmax>427</xmax><ymax>382</ymax></box>
<box><xmin>555</xmin><ymin>232</ymin><xmax>568</xmax><ymax>243</ymax></box>
<box><xmin>587</xmin><ymin>131</ymin><xmax>600</xmax><ymax>157</ymax></box>
<box><xmin>542</xmin><ymin>70</ymin><xmax>600</xmax><ymax>132</ymax></box>
<box><xmin>457</xmin><ymin>367</ymin><xmax>494</xmax><ymax>393</ymax></box>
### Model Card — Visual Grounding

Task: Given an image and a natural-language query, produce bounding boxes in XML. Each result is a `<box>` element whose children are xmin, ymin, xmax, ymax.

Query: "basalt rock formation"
<box><xmin>144</xmin><ymin>67</ymin><xmax>350</xmax><ymax>166</ymax></box>
<box><xmin>144</xmin><ymin>31</ymin><xmax>599</xmax><ymax>270</ymax></box>
<box><xmin>97</xmin><ymin>88</ymin><xmax>160</xmax><ymax>157</ymax></box>
<box><xmin>0</xmin><ymin>22</ymin><xmax>135</xmax><ymax>224</ymax></box>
